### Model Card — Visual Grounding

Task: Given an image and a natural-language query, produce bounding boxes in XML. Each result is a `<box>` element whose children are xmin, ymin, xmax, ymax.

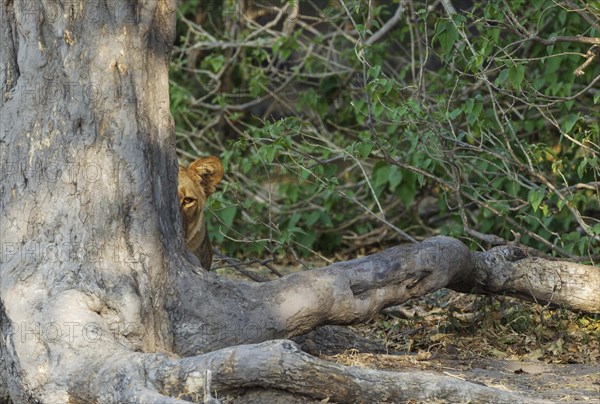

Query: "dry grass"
<box><xmin>354</xmin><ymin>290</ymin><xmax>600</xmax><ymax>364</ymax></box>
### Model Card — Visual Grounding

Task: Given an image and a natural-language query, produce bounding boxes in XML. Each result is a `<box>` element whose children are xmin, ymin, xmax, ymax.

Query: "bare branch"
<box><xmin>366</xmin><ymin>2</ymin><xmax>405</xmax><ymax>46</ymax></box>
<box><xmin>574</xmin><ymin>45</ymin><xmax>600</xmax><ymax>76</ymax></box>
<box><xmin>529</xmin><ymin>34</ymin><xmax>600</xmax><ymax>46</ymax></box>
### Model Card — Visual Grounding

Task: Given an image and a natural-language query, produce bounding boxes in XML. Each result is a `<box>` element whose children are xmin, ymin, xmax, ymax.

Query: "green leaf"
<box><xmin>207</xmin><ymin>55</ymin><xmax>225</xmax><ymax>72</ymax></box>
<box><xmin>287</xmin><ymin>212</ymin><xmax>301</xmax><ymax>229</ymax></box>
<box><xmin>507</xmin><ymin>181</ymin><xmax>521</xmax><ymax>196</ymax></box>
<box><xmin>494</xmin><ymin>69</ymin><xmax>509</xmax><ymax>86</ymax></box>
<box><xmin>241</xmin><ymin>159</ymin><xmax>252</xmax><ymax>174</ymax></box>
<box><xmin>577</xmin><ymin>158</ymin><xmax>587</xmax><ymax>178</ymax></box>
<box><xmin>434</xmin><ymin>20</ymin><xmax>459</xmax><ymax>57</ymax></box>
<box><xmin>323</xmin><ymin>164</ymin><xmax>338</xmax><ymax>177</ymax></box>
<box><xmin>374</xmin><ymin>164</ymin><xmax>391</xmax><ymax>189</ymax></box>
<box><xmin>218</xmin><ymin>206</ymin><xmax>237</xmax><ymax>227</ymax></box>
<box><xmin>469</xmin><ymin>53</ymin><xmax>484</xmax><ymax>73</ymax></box>
<box><xmin>578</xmin><ymin>236</ymin><xmax>588</xmax><ymax>255</ymax></box>
<box><xmin>508</xmin><ymin>65</ymin><xmax>525</xmax><ymax>89</ymax></box>
<box><xmin>305</xmin><ymin>211</ymin><xmax>321</xmax><ymax>226</ymax></box>
<box><xmin>398</xmin><ymin>172</ymin><xmax>417</xmax><ymax>207</ymax></box>
<box><xmin>562</xmin><ymin>113</ymin><xmax>579</xmax><ymax>133</ymax></box>
<box><xmin>262</xmin><ymin>144</ymin><xmax>277</xmax><ymax>163</ymax></box>
<box><xmin>388</xmin><ymin>166</ymin><xmax>402</xmax><ymax>192</ymax></box>
<box><xmin>441</xmin><ymin>25</ymin><xmax>459</xmax><ymax>55</ymax></box>
<box><xmin>295</xmin><ymin>230</ymin><xmax>317</xmax><ymax>252</ymax></box>
<box><xmin>558</xmin><ymin>10</ymin><xmax>567</xmax><ymax>25</ymax></box>
<box><xmin>449</xmin><ymin>108</ymin><xmax>462</xmax><ymax>119</ymax></box>
<box><xmin>282</xmin><ymin>183</ymin><xmax>300</xmax><ymax>203</ymax></box>
<box><xmin>357</xmin><ymin>141</ymin><xmax>373</xmax><ymax>158</ymax></box>
<box><xmin>528</xmin><ymin>189</ymin><xmax>545</xmax><ymax>212</ymax></box>
<box><xmin>368</xmin><ymin>65</ymin><xmax>381</xmax><ymax>79</ymax></box>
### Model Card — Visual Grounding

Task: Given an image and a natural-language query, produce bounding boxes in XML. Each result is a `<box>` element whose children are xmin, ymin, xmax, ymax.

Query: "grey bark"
<box><xmin>149</xmin><ymin>339</ymin><xmax>551</xmax><ymax>404</ymax></box>
<box><xmin>473</xmin><ymin>245</ymin><xmax>600</xmax><ymax>310</ymax></box>
<box><xmin>0</xmin><ymin>1</ymin><xmax>598</xmax><ymax>403</ymax></box>
<box><xmin>0</xmin><ymin>0</ymin><xmax>178</xmax><ymax>401</ymax></box>
<box><xmin>172</xmin><ymin>238</ymin><xmax>600</xmax><ymax>356</ymax></box>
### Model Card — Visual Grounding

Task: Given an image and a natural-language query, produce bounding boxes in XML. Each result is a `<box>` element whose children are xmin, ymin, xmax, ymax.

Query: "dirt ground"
<box><xmin>324</xmin><ymin>350</ymin><xmax>600</xmax><ymax>402</ymax></box>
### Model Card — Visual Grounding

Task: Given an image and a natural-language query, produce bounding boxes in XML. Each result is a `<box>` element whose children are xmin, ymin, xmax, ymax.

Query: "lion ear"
<box><xmin>189</xmin><ymin>156</ymin><xmax>224</xmax><ymax>196</ymax></box>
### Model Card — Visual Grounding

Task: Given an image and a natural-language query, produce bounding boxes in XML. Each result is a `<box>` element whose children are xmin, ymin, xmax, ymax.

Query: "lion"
<box><xmin>178</xmin><ymin>156</ymin><xmax>223</xmax><ymax>270</ymax></box>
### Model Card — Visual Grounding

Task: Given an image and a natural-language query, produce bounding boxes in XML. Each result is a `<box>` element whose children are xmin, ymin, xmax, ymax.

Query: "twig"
<box><xmin>212</xmin><ymin>252</ymin><xmax>272</xmax><ymax>282</ymax></box>
<box><xmin>528</xmin><ymin>34</ymin><xmax>600</xmax><ymax>46</ymax></box>
<box><xmin>283</xmin><ymin>0</ymin><xmax>299</xmax><ymax>35</ymax></box>
<box><xmin>563</xmin><ymin>0</ymin><xmax>600</xmax><ymax>32</ymax></box>
<box><xmin>451</xmin><ymin>162</ymin><xmax>507</xmax><ymax>246</ymax></box>
<box><xmin>366</xmin><ymin>2</ymin><xmax>405</xmax><ymax>45</ymax></box>
<box><xmin>556</xmin><ymin>181</ymin><xmax>600</xmax><ymax>192</ymax></box>
<box><xmin>574</xmin><ymin>45</ymin><xmax>599</xmax><ymax>76</ymax></box>
<box><xmin>440</xmin><ymin>0</ymin><xmax>457</xmax><ymax>15</ymax></box>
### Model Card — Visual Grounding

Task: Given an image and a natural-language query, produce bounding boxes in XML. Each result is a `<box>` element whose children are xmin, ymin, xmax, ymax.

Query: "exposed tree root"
<box><xmin>171</xmin><ymin>237</ymin><xmax>600</xmax><ymax>356</ymax></box>
<box><xmin>473</xmin><ymin>245</ymin><xmax>600</xmax><ymax>311</ymax></box>
<box><xmin>138</xmin><ymin>340</ymin><xmax>551</xmax><ymax>403</ymax></box>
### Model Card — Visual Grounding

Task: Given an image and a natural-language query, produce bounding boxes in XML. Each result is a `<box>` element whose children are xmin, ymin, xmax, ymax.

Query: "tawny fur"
<box><xmin>178</xmin><ymin>156</ymin><xmax>223</xmax><ymax>269</ymax></box>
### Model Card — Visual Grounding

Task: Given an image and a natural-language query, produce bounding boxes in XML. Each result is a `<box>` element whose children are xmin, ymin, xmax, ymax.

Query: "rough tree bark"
<box><xmin>1</xmin><ymin>1</ymin><xmax>598</xmax><ymax>403</ymax></box>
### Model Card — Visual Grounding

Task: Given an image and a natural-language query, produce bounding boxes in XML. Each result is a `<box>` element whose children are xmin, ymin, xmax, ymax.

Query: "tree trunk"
<box><xmin>1</xmin><ymin>1</ymin><xmax>598</xmax><ymax>402</ymax></box>
<box><xmin>0</xmin><ymin>0</ymin><xmax>178</xmax><ymax>400</ymax></box>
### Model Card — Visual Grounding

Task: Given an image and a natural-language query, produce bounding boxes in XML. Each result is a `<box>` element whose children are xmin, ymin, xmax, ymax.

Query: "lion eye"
<box><xmin>183</xmin><ymin>197</ymin><xmax>195</xmax><ymax>205</ymax></box>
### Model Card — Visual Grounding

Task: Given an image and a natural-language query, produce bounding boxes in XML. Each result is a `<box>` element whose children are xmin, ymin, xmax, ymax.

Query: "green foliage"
<box><xmin>171</xmin><ymin>0</ymin><xmax>600</xmax><ymax>260</ymax></box>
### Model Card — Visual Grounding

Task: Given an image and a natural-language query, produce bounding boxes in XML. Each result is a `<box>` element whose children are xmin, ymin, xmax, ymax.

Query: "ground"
<box><xmin>326</xmin><ymin>344</ymin><xmax>600</xmax><ymax>402</ymax></box>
